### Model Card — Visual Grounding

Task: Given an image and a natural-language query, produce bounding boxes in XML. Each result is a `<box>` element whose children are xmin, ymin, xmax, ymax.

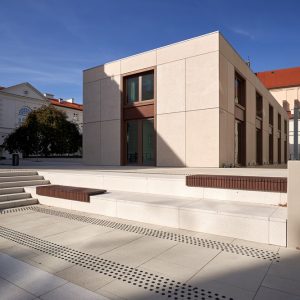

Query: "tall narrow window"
<box><xmin>235</xmin><ymin>73</ymin><xmax>246</xmax><ymax>107</ymax></box>
<box><xmin>234</xmin><ymin>72</ymin><xmax>246</xmax><ymax>166</ymax></box>
<box><xmin>269</xmin><ymin>105</ymin><xmax>274</xmax><ymax>164</ymax></box>
<box><xmin>278</xmin><ymin>113</ymin><xmax>281</xmax><ymax>164</ymax></box>
<box><xmin>284</xmin><ymin>120</ymin><xmax>288</xmax><ymax>163</ymax></box>
<box><xmin>256</xmin><ymin>92</ymin><xmax>263</xmax><ymax>165</ymax></box>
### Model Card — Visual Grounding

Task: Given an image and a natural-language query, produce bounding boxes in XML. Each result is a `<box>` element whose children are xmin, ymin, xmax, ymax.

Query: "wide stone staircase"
<box><xmin>0</xmin><ymin>170</ymin><xmax>49</xmax><ymax>209</ymax></box>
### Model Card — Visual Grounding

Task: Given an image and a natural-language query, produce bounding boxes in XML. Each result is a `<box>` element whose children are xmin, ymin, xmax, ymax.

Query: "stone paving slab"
<box><xmin>0</xmin><ymin>205</ymin><xmax>300</xmax><ymax>300</ymax></box>
<box><xmin>0</xmin><ymin>252</ymin><xmax>108</xmax><ymax>300</ymax></box>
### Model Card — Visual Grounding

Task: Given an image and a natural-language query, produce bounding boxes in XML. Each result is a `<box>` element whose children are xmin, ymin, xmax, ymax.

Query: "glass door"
<box><xmin>125</xmin><ymin>118</ymin><xmax>155</xmax><ymax>165</ymax></box>
<box><xmin>126</xmin><ymin>120</ymin><xmax>139</xmax><ymax>164</ymax></box>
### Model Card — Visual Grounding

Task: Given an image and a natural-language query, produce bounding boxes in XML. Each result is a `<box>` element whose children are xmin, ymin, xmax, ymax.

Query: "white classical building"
<box><xmin>256</xmin><ymin>67</ymin><xmax>300</xmax><ymax>159</ymax></box>
<box><xmin>0</xmin><ymin>82</ymin><xmax>83</xmax><ymax>157</ymax></box>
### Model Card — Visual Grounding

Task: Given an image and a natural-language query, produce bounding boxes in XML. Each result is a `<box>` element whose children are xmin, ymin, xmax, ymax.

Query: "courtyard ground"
<box><xmin>0</xmin><ymin>204</ymin><xmax>299</xmax><ymax>300</ymax></box>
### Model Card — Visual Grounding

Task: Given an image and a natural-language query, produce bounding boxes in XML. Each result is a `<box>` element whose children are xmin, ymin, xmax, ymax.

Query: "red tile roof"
<box><xmin>256</xmin><ymin>66</ymin><xmax>300</xmax><ymax>89</ymax></box>
<box><xmin>50</xmin><ymin>99</ymin><xmax>83</xmax><ymax>111</ymax></box>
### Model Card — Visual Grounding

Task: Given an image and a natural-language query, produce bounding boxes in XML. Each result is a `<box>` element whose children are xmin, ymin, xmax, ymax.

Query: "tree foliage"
<box><xmin>3</xmin><ymin>105</ymin><xmax>82</xmax><ymax>156</ymax></box>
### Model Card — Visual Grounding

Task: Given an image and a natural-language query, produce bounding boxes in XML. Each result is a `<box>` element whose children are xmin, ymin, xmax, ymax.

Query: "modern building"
<box><xmin>257</xmin><ymin>67</ymin><xmax>300</xmax><ymax>159</ymax></box>
<box><xmin>83</xmin><ymin>31</ymin><xmax>289</xmax><ymax>167</ymax></box>
<box><xmin>0</xmin><ymin>82</ymin><xmax>83</xmax><ymax>156</ymax></box>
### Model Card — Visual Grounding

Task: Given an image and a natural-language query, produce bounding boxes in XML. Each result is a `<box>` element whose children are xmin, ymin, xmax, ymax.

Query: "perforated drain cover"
<box><xmin>0</xmin><ymin>225</ymin><xmax>233</xmax><ymax>300</ymax></box>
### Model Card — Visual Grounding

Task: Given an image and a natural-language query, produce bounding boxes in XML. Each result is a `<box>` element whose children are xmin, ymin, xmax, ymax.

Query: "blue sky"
<box><xmin>0</xmin><ymin>0</ymin><xmax>299</xmax><ymax>104</ymax></box>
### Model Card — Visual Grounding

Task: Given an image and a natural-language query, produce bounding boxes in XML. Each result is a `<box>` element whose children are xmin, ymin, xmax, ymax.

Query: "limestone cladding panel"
<box><xmin>186</xmin><ymin>52</ymin><xmax>219</xmax><ymax>111</ymax></box>
<box><xmin>157</xmin><ymin>60</ymin><xmax>186</xmax><ymax>114</ymax></box>
<box><xmin>156</xmin><ymin>32</ymin><xmax>219</xmax><ymax>65</ymax></box>
<box><xmin>186</xmin><ymin>108</ymin><xmax>219</xmax><ymax>167</ymax></box>
<box><xmin>120</xmin><ymin>50</ymin><xmax>156</xmax><ymax>74</ymax></box>
<box><xmin>100</xmin><ymin>76</ymin><xmax>121</xmax><ymax>121</ymax></box>
<box><xmin>83</xmin><ymin>61</ymin><xmax>121</xmax><ymax>83</ymax></box>
<box><xmin>219</xmin><ymin>110</ymin><xmax>234</xmax><ymax>166</ymax></box>
<box><xmin>100</xmin><ymin>120</ymin><xmax>121</xmax><ymax>165</ymax></box>
<box><xmin>219</xmin><ymin>33</ymin><xmax>288</xmax><ymax>121</ymax></box>
<box><xmin>219</xmin><ymin>54</ymin><xmax>229</xmax><ymax>112</ymax></box>
<box><xmin>83</xmin><ymin>81</ymin><xmax>101</xmax><ymax>124</ymax></box>
<box><xmin>83</xmin><ymin>122</ymin><xmax>101</xmax><ymax>164</ymax></box>
<box><xmin>156</xmin><ymin>112</ymin><xmax>185</xmax><ymax>167</ymax></box>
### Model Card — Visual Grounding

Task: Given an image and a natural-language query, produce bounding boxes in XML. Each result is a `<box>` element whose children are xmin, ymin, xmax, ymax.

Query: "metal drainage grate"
<box><xmin>27</xmin><ymin>206</ymin><xmax>280</xmax><ymax>262</ymax></box>
<box><xmin>0</xmin><ymin>206</ymin><xmax>36</xmax><ymax>214</ymax></box>
<box><xmin>0</xmin><ymin>225</ymin><xmax>232</xmax><ymax>300</ymax></box>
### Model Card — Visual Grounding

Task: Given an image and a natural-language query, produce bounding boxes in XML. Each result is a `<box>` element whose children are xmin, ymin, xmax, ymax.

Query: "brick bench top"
<box><xmin>186</xmin><ymin>174</ymin><xmax>287</xmax><ymax>193</ymax></box>
<box><xmin>36</xmin><ymin>185</ymin><xmax>106</xmax><ymax>202</ymax></box>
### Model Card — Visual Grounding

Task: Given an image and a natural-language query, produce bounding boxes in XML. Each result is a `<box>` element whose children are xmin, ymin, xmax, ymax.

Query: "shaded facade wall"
<box><xmin>219</xmin><ymin>35</ymin><xmax>289</xmax><ymax>166</ymax></box>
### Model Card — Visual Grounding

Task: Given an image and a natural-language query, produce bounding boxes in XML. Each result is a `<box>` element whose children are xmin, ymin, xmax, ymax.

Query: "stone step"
<box><xmin>0</xmin><ymin>180</ymin><xmax>50</xmax><ymax>189</ymax></box>
<box><xmin>0</xmin><ymin>171</ymin><xmax>38</xmax><ymax>177</ymax></box>
<box><xmin>0</xmin><ymin>198</ymin><xmax>38</xmax><ymax>210</ymax></box>
<box><xmin>0</xmin><ymin>187</ymin><xmax>25</xmax><ymax>195</ymax></box>
<box><xmin>0</xmin><ymin>193</ymin><xmax>32</xmax><ymax>202</ymax></box>
<box><xmin>0</xmin><ymin>175</ymin><xmax>44</xmax><ymax>183</ymax></box>
<box><xmin>36</xmin><ymin>189</ymin><xmax>287</xmax><ymax>246</ymax></box>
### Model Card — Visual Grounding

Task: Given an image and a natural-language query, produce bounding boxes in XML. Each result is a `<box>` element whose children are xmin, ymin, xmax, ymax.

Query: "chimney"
<box><xmin>65</xmin><ymin>98</ymin><xmax>74</xmax><ymax>103</ymax></box>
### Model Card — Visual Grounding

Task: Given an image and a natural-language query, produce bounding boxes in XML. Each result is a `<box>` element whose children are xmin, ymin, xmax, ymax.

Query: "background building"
<box><xmin>257</xmin><ymin>67</ymin><xmax>300</xmax><ymax>159</ymax></box>
<box><xmin>0</xmin><ymin>82</ymin><xmax>83</xmax><ymax>157</ymax></box>
<box><xmin>83</xmin><ymin>31</ymin><xmax>289</xmax><ymax>167</ymax></box>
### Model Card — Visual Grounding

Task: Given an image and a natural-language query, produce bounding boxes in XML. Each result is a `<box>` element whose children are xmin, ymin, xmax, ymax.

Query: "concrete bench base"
<box><xmin>26</xmin><ymin>186</ymin><xmax>287</xmax><ymax>247</ymax></box>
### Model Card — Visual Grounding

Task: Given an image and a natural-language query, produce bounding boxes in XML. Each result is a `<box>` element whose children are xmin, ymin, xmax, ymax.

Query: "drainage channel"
<box><xmin>1</xmin><ymin>205</ymin><xmax>280</xmax><ymax>262</ymax></box>
<box><xmin>0</xmin><ymin>225</ymin><xmax>232</xmax><ymax>300</ymax></box>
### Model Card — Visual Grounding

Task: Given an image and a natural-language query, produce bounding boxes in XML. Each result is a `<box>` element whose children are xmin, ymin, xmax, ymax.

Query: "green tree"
<box><xmin>3</xmin><ymin>105</ymin><xmax>82</xmax><ymax>156</ymax></box>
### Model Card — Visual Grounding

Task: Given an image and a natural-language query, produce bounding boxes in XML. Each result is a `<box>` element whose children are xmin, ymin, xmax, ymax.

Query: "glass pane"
<box><xmin>127</xmin><ymin>120</ymin><xmax>138</xmax><ymax>163</ymax></box>
<box><xmin>142</xmin><ymin>73</ymin><xmax>154</xmax><ymax>100</ymax></box>
<box><xmin>126</xmin><ymin>76</ymin><xmax>139</xmax><ymax>103</ymax></box>
<box><xmin>142</xmin><ymin>119</ymin><xmax>154</xmax><ymax>165</ymax></box>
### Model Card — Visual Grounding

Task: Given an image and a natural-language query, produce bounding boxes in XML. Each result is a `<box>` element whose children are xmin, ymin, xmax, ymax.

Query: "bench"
<box><xmin>186</xmin><ymin>175</ymin><xmax>287</xmax><ymax>193</ymax></box>
<box><xmin>36</xmin><ymin>185</ymin><xmax>106</xmax><ymax>202</ymax></box>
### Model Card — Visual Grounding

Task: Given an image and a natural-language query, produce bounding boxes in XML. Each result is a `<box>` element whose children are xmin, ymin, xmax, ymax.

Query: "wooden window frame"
<box><xmin>123</xmin><ymin>70</ymin><xmax>155</xmax><ymax>107</ymax></box>
<box><xmin>234</xmin><ymin>70</ymin><xmax>246</xmax><ymax>166</ymax></box>
<box><xmin>120</xmin><ymin>67</ymin><xmax>157</xmax><ymax>166</ymax></box>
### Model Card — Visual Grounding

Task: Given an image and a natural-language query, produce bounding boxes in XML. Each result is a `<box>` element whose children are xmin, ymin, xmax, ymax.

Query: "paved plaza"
<box><xmin>0</xmin><ymin>205</ymin><xmax>299</xmax><ymax>300</ymax></box>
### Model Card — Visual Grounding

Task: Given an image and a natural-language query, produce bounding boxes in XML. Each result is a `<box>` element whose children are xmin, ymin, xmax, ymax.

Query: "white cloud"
<box><xmin>231</xmin><ymin>27</ymin><xmax>255</xmax><ymax>40</ymax></box>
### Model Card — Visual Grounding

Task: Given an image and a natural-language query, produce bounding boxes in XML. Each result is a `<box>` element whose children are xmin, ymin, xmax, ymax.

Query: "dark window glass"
<box><xmin>278</xmin><ymin>114</ymin><xmax>281</xmax><ymax>130</ymax></box>
<box><xmin>269</xmin><ymin>105</ymin><xmax>273</xmax><ymax>125</ymax></box>
<box><xmin>142</xmin><ymin>119</ymin><xmax>154</xmax><ymax>165</ymax></box>
<box><xmin>142</xmin><ymin>73</ymin><xmax>154</xmax><ymax>100</ymax></box>
<box><xmin>234</xmin><ymin>73</ymin><xmax>245</xmax><ymax>106</ymax></box>
<box><xmin>284</xmin><ymin>120</ymin><xmax>287</xmax><ymax>134</ymax></box>
<box><xmin>256</xmin><ymin>93</ymin><xmax>263</xmax><ymax>118</ymax></box>
<box><xmin>127</xmin><ymin>120</ymin><xmax>138</xmax><ymax>163</ymax></box>
<box><xmin>126</xmin><ymin>76</ymin><xmax>139</xmax><ymax>103</ymax></box>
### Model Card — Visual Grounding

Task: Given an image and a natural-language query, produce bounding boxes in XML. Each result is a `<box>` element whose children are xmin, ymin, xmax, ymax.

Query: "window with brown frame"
<box><xmin>234</xmin><ymin>72</ymin><xmax>246</xmax><ymax>107</ymax></box>
<box><xmin>125</xmin><ymin>71</ymin><xmax>154</xmax><ymax>104</ymax></box>
<box><xmin>256</xmin><ymin>92</ymin><xmax>263</xmax><ymax>118</ymax></box>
